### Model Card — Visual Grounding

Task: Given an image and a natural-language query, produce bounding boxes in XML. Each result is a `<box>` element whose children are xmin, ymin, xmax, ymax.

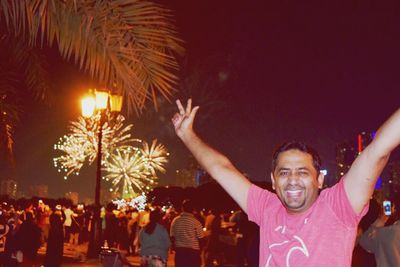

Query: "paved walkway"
<box><xmin>38</xmin><ymin>243</ymin><xmax>174</xmax><ymax>266</ymax></box>
<box><xmin>38</xmin><ymin>243</ymin><xmax>242</xmax><ymax>266</ymax></box>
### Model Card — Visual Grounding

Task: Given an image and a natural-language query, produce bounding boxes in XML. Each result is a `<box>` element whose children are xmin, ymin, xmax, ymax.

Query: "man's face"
<box><xmin>271</xmin><ymin>149</ymin><xmax>324</xmax><ymax>214</ymax></box>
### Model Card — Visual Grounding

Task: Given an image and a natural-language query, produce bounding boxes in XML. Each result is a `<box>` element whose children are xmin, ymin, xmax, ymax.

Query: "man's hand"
<box><xmin>171</xmin><ymin>99</ymin><xmax>199</xmax><ymax>139</ymax></box>
<box><xmin>171</xmin><ymin>98</ymin><xmax>251</xmax><ymax>212</ymax></box>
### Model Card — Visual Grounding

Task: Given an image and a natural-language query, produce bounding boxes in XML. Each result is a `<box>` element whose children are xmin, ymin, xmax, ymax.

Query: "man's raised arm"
<box><xmin>344</xmin><ymin>108</ymin><xmax>400</xmax><ymax>214</ymax></box>
<box><xmin>172</xmin><ymin>99</ymin><xmax>251</xmax><ymax>212</ymax></box>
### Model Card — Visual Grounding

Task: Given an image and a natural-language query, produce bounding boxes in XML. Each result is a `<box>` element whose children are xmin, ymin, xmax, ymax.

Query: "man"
<box><xmin>171</xmin><ymin>99</ymin><xmax>400</xmax><ymax>266</ymax></box>
<box><xmin>170</xmin><ymin>199</ymin><xmax>204</xmax><ymax>267</ymax></box>
<box><xmin>63</xmin><ymin>205</ymin><xmax>74</xmax><ymax>243</ymax></box>
<box><xmin>359</xmin><ymin>199</ymin><xmax>400</xmax><ymax>266</ymax></box>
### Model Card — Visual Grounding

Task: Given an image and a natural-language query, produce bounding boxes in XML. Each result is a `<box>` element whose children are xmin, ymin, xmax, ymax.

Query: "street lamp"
<box><xmin>81</xmin><ymin>89</ymin><xmax>123</xmax><ymax>258</ymax></box>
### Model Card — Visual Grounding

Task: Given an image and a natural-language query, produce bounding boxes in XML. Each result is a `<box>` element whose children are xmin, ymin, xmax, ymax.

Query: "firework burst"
<box><xmin>103</xmin><ymin>140</ymin><xmax>168</xmax><ymax>197</ymax></box>
<box><xmin>141</xmin><ymin>140</ymin><xmax>169</xmax><ymax>176</ymax></box>
<box><xmin>53</xmin><ymin>113</ymin><xmax>138</xmax><ymax>179</ymax></box>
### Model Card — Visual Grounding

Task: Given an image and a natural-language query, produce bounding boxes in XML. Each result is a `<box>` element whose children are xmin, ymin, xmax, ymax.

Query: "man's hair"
<box><xmin>145</xmin><ymin>208</ymin><xmax>162</xmax><ymax>235</ymax></box>
<box><xmin>182</xmin><ymin>199</ymin><xmax>194</xmax><ymax>213</ymax></box>
<box><xmin>271</xmin><ymin>141</ymin><xmax>322</xmax><ymax>174</ymax></box>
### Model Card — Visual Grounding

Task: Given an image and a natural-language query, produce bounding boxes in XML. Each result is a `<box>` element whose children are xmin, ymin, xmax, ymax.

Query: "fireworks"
<box><xmin>103</xmin><ymin>140</ymin><xmax>168</xmax><ymax>197</ymax></box>
<box><xmin>112</xmin><ymin>194</ymin><xmax>147</xmax><ymax>211</ymax></box>
<box><xmin>54</xmin><ymin>113</ymin><xmax>168</xmax><ymax>196</ymax></box>
<box><xmin>53</xmin><ymin>113</ymin><xmax>138</xmax><ymax>179</ymax></box>
<box><xmin>141</xmin><ymin>140</ymin><xmax>169</xmax><ymax>176</ymax></box>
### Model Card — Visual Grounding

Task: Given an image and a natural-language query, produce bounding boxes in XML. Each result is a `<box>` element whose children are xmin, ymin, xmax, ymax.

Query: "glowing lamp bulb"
<box><xmin>81</xmin><ymin>96</ymin><xmax>96</xmax><ymax>117</ymax></box>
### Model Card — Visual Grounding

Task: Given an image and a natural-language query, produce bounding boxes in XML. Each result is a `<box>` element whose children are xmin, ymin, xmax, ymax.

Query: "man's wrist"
<box><xmin>179</xmin><ymin>129</ymin><xmax>196</xmax><ymax>142</ymax></box>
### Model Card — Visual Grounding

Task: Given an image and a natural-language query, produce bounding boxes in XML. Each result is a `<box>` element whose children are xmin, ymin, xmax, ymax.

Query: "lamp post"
<box><xmin>81</xmin><ymin>90</ymin><xmax>123</xmax><ymax>258</ymax></box>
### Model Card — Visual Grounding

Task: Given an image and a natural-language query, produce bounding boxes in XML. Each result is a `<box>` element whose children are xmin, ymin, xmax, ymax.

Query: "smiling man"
<box><xmin>270</xmin><ymin>145</ymin><xmax>324</xmax><ymax>214</ymax></box>
<box><xmin>171</xmin><ymin>99</ymin><xmax>400</xmax><ymax>267</ymax></box>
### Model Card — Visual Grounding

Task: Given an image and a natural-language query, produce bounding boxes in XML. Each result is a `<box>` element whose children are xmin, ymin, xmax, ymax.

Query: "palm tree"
<box><xmin>0</xmin><ymin>0</ymin><xmax>183</xmax><ymax>164</ymax></box>
<box><xmin>0</xmin><ymin>35</ymin><xmax>49</xmax><ymax>168</ymax></box>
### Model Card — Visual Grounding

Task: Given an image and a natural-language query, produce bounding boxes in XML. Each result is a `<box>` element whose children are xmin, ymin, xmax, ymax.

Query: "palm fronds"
<box><xmin>0</xmin><ymin>0</ymin><xmax>184</xmax><ymax>113</ymax></box>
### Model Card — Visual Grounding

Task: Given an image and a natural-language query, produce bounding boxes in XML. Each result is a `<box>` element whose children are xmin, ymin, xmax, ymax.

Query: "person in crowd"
<box><xmin>63</xmin><ymin>205</ymin><xmax>74</xmax><ymax>243</ymax></box>
<box><xmin>230</xmin><ymin>210</ymin><xmax>255</xmax><ymax>267</ymax></box>
<box><xmin>116</xmin><ymin>211</ymin><xmax>129</xmax><ymax>251</ymax></box>
<box><xmin>80</xmin><ymin>205</ymin><xmax>91</xmax><ymax>244</ymax></box>
<box><xmin>36</xmin><ymin>200</ymin><xmax>50</xmax><ymax>245</ymax></box>
<box><xmin>127</xmin><ymin>209</ymin><xmax>139</xmax><ymax>255</ymax></box>
<box><xmin>359</xmin><ymin>198</ymin><xmax>400</xmax><ymax>267</ymax></box>
<box><xmin>204</xmin><ymin>209</ymin><xmax>216</xmax><ymax>235</ymax></box>
<box><xmin>44</xmin><ymin>208</ymin><xmax>65</xmax><ymax>267</ymax></box>
<box><xmin>139</xmin><ymin>208</ymin><xmax>171</xmax><ymax>267</ymax></box>
<box><xmin>161</xmin><ymin>208</ymin><xmax>177</xmax><ymax>234</ymax></box>
<box><xmin>69</xmin><ymin>207</ymin><xmax>82</xmax><ymax>246</ymax></box>
<box><xmin>204</xmin><ymin>209</ymin><xmax>223</xmax><ymax>267</ymax></box>
<box><xmin>171</xmin><ymin>99</ymin><xmax>400</xmax><ymax>266</ymax></box>
<box><xmin>170</xmin><ymin>199</ymin><xmax>204</xmax><ymax>267</ymax></box>
<box><xmin>138</xmin><ymin>206</ymin><xmax>151</xmax><ymax>229</ymax></box>
<box><xmin>4</xmin><ymin>218</ymin><xmax>19</xmax><ymax>267</ymax></box>
<box><xmin>0</xmin><ymin>213</ymin><xmax>10</xmax><ymax>266</ymax></box>
<box><xmin>16</xmin><ymin>212</ymin><xmax>41</xmax><ymax>267</ymax></box>
<box><xmin>104</xmin><ymin>203</ymin><xmax>118</xmax><ymax>247</ymax></box>
<box><xmin>352</xmin><ymin>198</ymin><xmax>380</xmax><ymax>267</ymax></box>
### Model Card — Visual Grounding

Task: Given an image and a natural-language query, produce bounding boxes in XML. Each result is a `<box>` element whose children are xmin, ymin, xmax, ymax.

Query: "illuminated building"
<box><xmin>0</xmin><ymin>179</ymin><xmax>17</xmax><ymax>197</ymax></box>
<box><xmin>336</xmin><ymin>131</ymin><xmax>399</xmax><ymax>195</ymax></box>
<box><xmin>335</xmin><ymin>142</ymin><xmax>356</xmax><ymax>182</ymax></box>
<box><xmin>388</xmin><ymin>161</ymin><xmax>400</xmax><ymax>198</ymax></box>
<box><xmin>195</xmin><ymin>169</ymin><xmax>212</xmax><ymax>186</ymax></box>
<box><xmin>336</xmin><ymin>132</ymin><xmax>374</xmax><ymax>182</ymax></box>
<box><xmin>357</xmin><ymin>131</ymin><xmax>374</xmax><ymax>153</ymax></box>
<box><xmin>175</xmin><ymin>169</ymin><xmax>196</xmax><ymax>188</ymax></box>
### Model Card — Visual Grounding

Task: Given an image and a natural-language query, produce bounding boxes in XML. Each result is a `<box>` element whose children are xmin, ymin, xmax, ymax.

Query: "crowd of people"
<box><xmin>0</xmin><ymin>198</ymin><xmax>260</xmax><ymax>267</ymax></box>
<box><xmin>0</xmin><ymin>200</ymin><xmax>89</xmax><ymax>266</ymax></box>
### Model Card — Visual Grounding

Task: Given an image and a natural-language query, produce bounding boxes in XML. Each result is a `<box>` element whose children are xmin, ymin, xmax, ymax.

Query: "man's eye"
<box><xmin>298</xmin><ymin>171</ymin><xmax>308</xmax><ymax>176</ymax></box>
<box><xmin>280</xmin><ymin>171</ymin><xmax>289</xmax><ymax>176</ymax></box>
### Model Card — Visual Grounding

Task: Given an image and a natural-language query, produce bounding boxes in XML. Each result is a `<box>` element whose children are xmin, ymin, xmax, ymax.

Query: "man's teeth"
<box><xmin>287</xmin><ymin>190</ymin><xmax>302</xmax><ymax>197</ymax></box>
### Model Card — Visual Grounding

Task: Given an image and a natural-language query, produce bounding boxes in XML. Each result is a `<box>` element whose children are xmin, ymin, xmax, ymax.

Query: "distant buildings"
<box><xmin>336</xmin><ymin>131</ymin><xmax>398</xmax><ymax>199</ymax></box>
<box><xmin>195</xmin><ymin>169</ymin><xmax>212</xmax><ymax>186</ymax></box>
<box><xmin>175</xmin><ymin>168</ymin><xmax>196</xmax><ymax>188</ymax></box>
<box><xmin>387</xmin><ymin>161</ymin><xmax>400</xmax><ymax>197</ymax></box>
<box><xmin>0</xmin><ymin>179</ymin><xmax>17</xmax><ymax>197</ymax></box>
<box><xmin>336</xmin><ymin>132</ymin><xmax>375</xmax><ymax>182</ymax></box>
<box><xmin>336</xmin><ymin>142</ymin><xmax>356</xmax><ymax>183</ymax></box>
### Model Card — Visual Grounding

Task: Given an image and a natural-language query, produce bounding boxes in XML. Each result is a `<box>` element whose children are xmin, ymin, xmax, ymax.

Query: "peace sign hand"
<box><xmin>171</xmin><ymin>99</ymin><xmax>199</xmax><ymax>139</ymax></box>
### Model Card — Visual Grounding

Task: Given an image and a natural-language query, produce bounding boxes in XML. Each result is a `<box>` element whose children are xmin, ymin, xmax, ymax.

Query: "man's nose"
<box><xmin>288</xmin><ymin>173</ymin><xmax>300</xmax><ymax>184</ymax></box>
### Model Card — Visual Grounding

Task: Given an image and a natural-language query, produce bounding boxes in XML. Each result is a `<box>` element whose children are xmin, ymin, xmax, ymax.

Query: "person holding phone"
<box><xmin>172</xmin><ymin>99</ymin><xmax>400</xmax><ymax>266</ymax></box>
<box><xmin>359</xmin><ymin>198</ymin><xmax>400</xmax><ymax>267</ymax></box>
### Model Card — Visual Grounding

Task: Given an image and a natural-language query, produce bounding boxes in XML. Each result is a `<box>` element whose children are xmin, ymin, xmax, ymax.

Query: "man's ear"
<box><xmin>271</xmin><ymin>172</ymin><xmax>276</xmax><ymax>190</ymax></box>
<box><xmin>317</xmin><ymin>172</ymin><xmax>325</xmax><ymax>189</ymax></box>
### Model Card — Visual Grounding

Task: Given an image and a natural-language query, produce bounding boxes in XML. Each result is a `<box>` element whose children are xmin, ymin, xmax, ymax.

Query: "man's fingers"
<box><xmin>189</xmin><ymin>106</ymin><xmax>200</xmax><ymax>120</ymax></box>
<box><xmin>171</xmin><ymin>113</ymin><xmax>181</xmax><ymax>123</ymax></box>
<box><xmin>186</xmin><ymin>99</ymin><xmax>192</xmax><ymax>115</ymax></box>
<box><xmin>176</xmin><ymin>99</ymin><xmax>185</xmax><ymax>115</ymax></box>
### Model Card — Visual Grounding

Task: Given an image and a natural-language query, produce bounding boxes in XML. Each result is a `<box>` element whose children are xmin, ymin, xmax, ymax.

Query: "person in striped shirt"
<box><xmin>170</xmin><ymin>199</ymin><xmax>205</xmax><ymax>267</ymax></box>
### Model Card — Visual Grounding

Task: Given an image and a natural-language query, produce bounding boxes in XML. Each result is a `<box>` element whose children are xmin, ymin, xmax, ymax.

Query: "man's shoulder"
<box><xmin>319</xmin><ymin>179</ymin><xmax>343</xmax><ymax>198</ymax></box>
<box><xmin>172</xmin><ymin>213</ymin><xmax>200</xmax><ymax>224</ymax></box>
<box><xmin>248</xmin><ymin>183</ymin><xmax>279</xmax><ymax>205</ymax></box>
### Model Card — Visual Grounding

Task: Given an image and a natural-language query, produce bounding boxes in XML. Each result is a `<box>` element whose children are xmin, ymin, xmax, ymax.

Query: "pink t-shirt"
<box><xmin>247</xmin><ymin>178</ymin><xmax>368</xmax><ymax>267</ymax></box>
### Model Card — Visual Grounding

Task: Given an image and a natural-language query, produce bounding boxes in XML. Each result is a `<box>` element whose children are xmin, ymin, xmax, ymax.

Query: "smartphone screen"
<box><xmin>383</xmin><ymin>200</ymin><xmax>391</xmax><ymax>216</ymax></box>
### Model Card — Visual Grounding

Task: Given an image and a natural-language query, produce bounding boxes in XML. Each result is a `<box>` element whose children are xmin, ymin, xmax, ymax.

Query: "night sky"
<box><xmin>10</xmin><ymin>0</ymin><xmax>400</xmax><ymax>199</ymax></box>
